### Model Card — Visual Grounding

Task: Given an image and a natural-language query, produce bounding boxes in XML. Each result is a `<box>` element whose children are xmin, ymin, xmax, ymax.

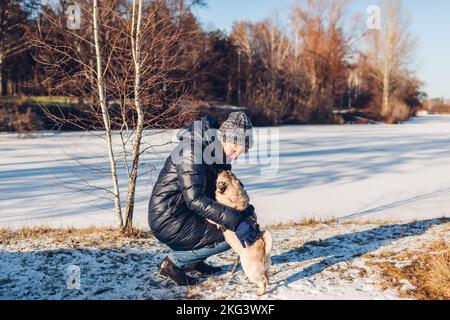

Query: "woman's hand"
<box><xmin>235</xmin><ymin>220</ymin><xmax>258</xmax><ymax>248</ymax></box>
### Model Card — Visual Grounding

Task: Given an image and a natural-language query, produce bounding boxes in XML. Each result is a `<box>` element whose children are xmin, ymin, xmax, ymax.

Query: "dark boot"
<box><xmin>158</xmin><ymin>257</ymin><xmax>199</xmax><ymax>286</ymax></box>
<box><xmin>184</xmin><ymin>261</ymin><xmax>223</xmax><ymax>275</ymax></box>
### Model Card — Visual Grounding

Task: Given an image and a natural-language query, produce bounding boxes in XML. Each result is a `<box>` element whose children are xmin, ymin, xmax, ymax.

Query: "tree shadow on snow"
<box><xmin>270</xmin><ymin>218</ymin><xmax>449</xmax><ymax>289</ymax></box>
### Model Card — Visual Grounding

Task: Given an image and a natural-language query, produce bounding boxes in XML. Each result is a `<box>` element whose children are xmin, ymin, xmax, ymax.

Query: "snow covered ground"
<box><xmin>1</xmin><ymin>219</ymin><xmax>448</xmax><ymax>300</ymax></box>
<box><xmin>1</xmin><ymin>115</ymin><xmax>449</xmax><ymax>300</ymax></box>
<box><xmin>1</xmin><ymin>114</ymin><xmax>449</xmax><ymax>229</ymax></box>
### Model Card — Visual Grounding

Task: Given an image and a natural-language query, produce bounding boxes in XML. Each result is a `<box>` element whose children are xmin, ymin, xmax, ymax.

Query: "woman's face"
<box><xmin>221</xmin><ymin>142</ymin><xmax>248</xmax><ymax>161</ymax></box>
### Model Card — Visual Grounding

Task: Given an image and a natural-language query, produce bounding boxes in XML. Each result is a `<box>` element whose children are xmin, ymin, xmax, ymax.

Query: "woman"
<box><xmin>148</xmin><ymin>112</ymin><xmax>259</xmax><ymax>286</ymax></box>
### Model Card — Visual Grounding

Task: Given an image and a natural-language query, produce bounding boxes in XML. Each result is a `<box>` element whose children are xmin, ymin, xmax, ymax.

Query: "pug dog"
<box><xmin>208</xmin><ymin>170</ymin><xmax>273</xmax><ymax>296</ymax></box>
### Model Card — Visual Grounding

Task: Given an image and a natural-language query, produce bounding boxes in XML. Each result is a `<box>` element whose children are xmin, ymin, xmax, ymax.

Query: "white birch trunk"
<box><xmin>93</xmin><ymin>0</ymin><xmax>123</xmax><ymax>228</ymax></box>
<box><xmin>124</xmin><ymin>0</ymin><xmax>144</xmax><ymax>231</ymax></box>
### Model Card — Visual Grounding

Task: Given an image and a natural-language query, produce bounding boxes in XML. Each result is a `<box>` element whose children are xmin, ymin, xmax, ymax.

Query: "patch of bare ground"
<box><xmin>0</xmin><ymin>226</ymin><xmax>153</xmax><ymax>249</ymax></box>
<box><xmin>367</xmin><ymin>240</ymin><xmax>450</xmax><ymax>300</ymax></box>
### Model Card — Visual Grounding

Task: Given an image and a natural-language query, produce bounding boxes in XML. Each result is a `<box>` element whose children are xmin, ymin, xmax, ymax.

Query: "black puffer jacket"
<box><xmin>148</xmin><ymin>116</ymin><xmax>243</xmax><ymax>251</ymax></box>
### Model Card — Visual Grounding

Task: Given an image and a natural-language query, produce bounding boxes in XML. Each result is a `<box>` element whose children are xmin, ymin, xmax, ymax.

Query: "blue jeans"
<box><xmin>168</xmin><ymin>241</ymin><xmax>231</xmax><ymax>268</ymax></box>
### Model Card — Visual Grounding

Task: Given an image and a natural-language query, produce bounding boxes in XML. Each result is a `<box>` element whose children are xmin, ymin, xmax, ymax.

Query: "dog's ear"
<box><xmin>217</xmin><ymin>181</ymin><xmax>228</xmax><ymax>194</ymax></box>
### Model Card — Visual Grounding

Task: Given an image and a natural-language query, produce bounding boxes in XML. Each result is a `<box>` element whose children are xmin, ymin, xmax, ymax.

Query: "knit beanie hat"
<box><xmin>217</xmin><ymin>112</ymin><xmax>254</xmax><ymax>149</ymax></box>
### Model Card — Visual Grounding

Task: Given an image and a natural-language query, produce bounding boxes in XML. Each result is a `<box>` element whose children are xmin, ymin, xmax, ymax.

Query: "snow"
<box><xmin>1</xmin><ymin>115</ymin><xmax>449</xmax><ymax>300</ymax></box>
<box><xmin>1</xmin><ymin>114</ymin><xmax>449</xmax><ymax>229</ymax></box>
<box><xmin>1</xmin><ymin>219</ymin><xmax>448</xmax><ymax>300</ymax></box>
<box><xmin>0</xmin><ymin>234</ymin><xmax>185</xmax><ymax>300</ymax></box>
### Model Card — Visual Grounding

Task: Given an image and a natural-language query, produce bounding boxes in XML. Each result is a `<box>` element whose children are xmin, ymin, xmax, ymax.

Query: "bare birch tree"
<box><xmin>34</xmin><ymin>0</ymin><xmax>199</xmax><ymax>233</ymax></box>
<box><xmin>364</xmin><ymin>0</ymin><xmax>416</xmax><ymax>119</ymax></box>
<box><xmin>92</xmin><ymin>0</ymin><xmax>123</xmax><ymax>227</ymax></box>
<box><xmin>123</xmin><ymin>0</ymin><xmax>143</xmax><ymax>231</ymax></box>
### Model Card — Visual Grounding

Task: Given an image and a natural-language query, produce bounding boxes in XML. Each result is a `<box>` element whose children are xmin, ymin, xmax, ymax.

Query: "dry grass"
<box><xmin>268</xmin><ymin>218</ymin><xmax>334</xmax><ymax>230</ymax></box>
<box><xmin>369</xmin><ymin>241</ymin><xmax>450</xmax><ymax>300</ymax></box>
<box><xmin>338</xmin><ymin>219</ymin><xmax>399</xmax><ymax>226</ymax></box>
<box><xmin>269</xmin><ymin>218</ymin><xmax>412</xmax><ymax>231</ymax></box>
<box><xmin>185</xmin><ymin>277</ymin><xmax>229</xmax><ymax>300</ymax></box>
<box><xmin>0</xmin><ymin>226</ymin><xmax>153</xmax><ymax>249</ymax></box>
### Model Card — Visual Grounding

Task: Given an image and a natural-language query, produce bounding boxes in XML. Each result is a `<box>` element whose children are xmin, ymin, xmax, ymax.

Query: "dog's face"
<box><xmin>215</xmin><ymin>170</ymin><xmax>250</xmax><ymax>211</ymax></box>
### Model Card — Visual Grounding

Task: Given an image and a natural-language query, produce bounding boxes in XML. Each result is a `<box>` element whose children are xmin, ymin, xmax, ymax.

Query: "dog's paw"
<box><xmin>256</xmin><ymin>287</ymin><xmax>266</xmax><ymax>296</ymax></box>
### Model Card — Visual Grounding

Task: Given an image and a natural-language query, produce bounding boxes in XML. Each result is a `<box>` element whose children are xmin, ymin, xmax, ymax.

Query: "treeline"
<box><xmin>423</xmin><ymin>99</ymin><xmax>450</xmax><ymax>114</ymax></box>
<box><xmin>194</xmin><ymin>0</ymin><xmax>424</xmax><ymax>125</ymax></box>
<box><xmin>1</xmin><ymin>0</ymin><xmax>425</xmax><ymax>131</ymax></box>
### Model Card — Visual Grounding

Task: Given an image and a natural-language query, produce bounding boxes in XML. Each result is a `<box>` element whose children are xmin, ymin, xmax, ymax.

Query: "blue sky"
<box><xmin>193</xmin><ymin>0</ymin><xmax>450</xmax><ymax>99</ymax></box>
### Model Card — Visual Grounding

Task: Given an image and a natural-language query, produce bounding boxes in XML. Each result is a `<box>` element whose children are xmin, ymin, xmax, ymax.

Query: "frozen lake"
<box><xmin>1</xmin><ymin>114</ymin><xmax>449</xmax><ymax>229</ymax></box>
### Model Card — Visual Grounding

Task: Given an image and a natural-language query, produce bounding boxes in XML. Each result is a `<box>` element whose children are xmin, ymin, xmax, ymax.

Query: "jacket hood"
<box><xmin>176</xmin><ymin>116</ymin><xmax>230</xmax><ymax>165</ymax></box>
<box><xmin>176</xmin><ymin>116</ymin><xmax>221</xmax><ymax>147</ymax></box>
